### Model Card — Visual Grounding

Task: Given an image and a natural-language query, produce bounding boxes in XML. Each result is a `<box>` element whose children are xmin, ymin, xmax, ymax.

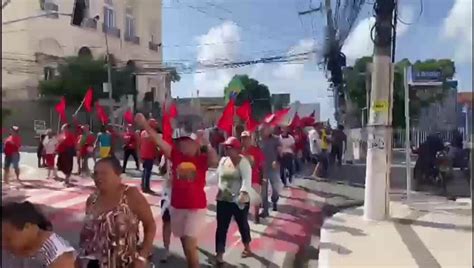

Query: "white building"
<box><xmin>2</xmin><ymin>0</ymin><xmax>167</xmax><ymax>104</ymax></box>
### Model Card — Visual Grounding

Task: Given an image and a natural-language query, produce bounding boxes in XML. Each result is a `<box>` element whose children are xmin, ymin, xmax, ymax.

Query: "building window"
<box><xmin>44</xmin><ymin>67</ymin><xmax>55</xmax><ymax>80</ymax></box>
<box><xmin>125</xmin><ymin>7</ymin><xmax>135</xmax><ymax>38</ymax></box>
<box><xmin>103</xmin><ymin>2</ymin><xmax>115</xmax><ymax>29</ymax></box>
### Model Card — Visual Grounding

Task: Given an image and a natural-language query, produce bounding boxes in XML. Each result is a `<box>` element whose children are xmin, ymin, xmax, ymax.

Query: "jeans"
<box><xmin>123</xmin><ymin>148</ymin><xmax>139</xmax><ymax>171</ymax></box>
<box><xmin>261</xmin><ymin>168</ymin><xmax>280</xmax><ymax>215</ymax></box>
<box><xmin>215</xmin><ymin>201</ymin><xmax>251</xmax><ymax>254</ymax></box>
<box><xmin>280</xmin><ymin>153</ymin><xmax>294</xmax><ymax>185</ymax></box>
<box><xmin>141</xmin><ymin>159</ymin><xmax>154</xmax><ymax>191</ymax></box>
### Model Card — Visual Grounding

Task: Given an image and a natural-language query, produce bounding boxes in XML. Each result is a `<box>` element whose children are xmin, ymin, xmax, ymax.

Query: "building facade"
<box><xmin>2</xmin><ymin>0</ymin><xmax>166</xmax><ymax>104</ymax></box>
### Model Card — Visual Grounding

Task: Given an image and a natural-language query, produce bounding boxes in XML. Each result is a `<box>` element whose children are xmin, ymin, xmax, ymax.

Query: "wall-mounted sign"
<box><xmin>411</xmin><ymin>69</ymin><xmax>443</xmax><ymax>82</ymax></box>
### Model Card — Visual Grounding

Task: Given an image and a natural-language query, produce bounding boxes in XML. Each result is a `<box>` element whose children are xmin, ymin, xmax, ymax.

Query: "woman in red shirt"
<box><xmin>136</xmin><ymin>113</ymin><xmax>218</xmax><ymax>268</ymax></box>
<box><xmin>3</xmin><ymin>126</ymin><xmax>22</xmax><ymax>185</ymax></box>
<box><xmin>56</xmin><ymin>124</ymin><xmax>76</xmax><ymax>186</ymax></box>
<box><xmin>240</xmin><ymin>131</ymin><xmax>265</xmax><ymax>224</ymax></box>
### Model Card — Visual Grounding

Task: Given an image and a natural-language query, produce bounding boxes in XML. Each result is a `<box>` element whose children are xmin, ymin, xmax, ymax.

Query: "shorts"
<box><xmin>45</xmin><ymin>154</ymin><xmax>56</xmax><ymax>168</ymax></box>
<box><xmin>99</xmin><ymin>147</ymin><xmax>111</xmax><ymax>158</ymax></box>
<box><xmin>169</xmin><ymin>207</ymin><xmax>206</xmax><ymax>238</ymax></box>
<box><xmin>4</xmin><ymin>153</ymin><xmax>20</xmax><ymax>170</ymax></box>
<box><xmin>161</xmin><ymin>200</ymin><xmax>171</xmax><ymax>222</ymax></box>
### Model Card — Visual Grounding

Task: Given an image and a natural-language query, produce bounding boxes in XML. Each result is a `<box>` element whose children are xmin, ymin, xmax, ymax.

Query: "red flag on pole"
<box><xmin>162</xmin><ymin>112</ymin><xmax>173</xmax><ymax>144</ymax></box>
<box><xmin>168</xmin><ymin>102</ymin><xmax>178</xmax><ymax>119</ymax></box>
<box><xmin>289</xmin><ymin>112</ymin><xmax>302</xmax><ymax>128</ymax></box>
<box><xmin>217</xmin><ymin>99</ymin><xmax>235</xmax><ymax>136</ymax></box>
<box><xmin>236</xmin><ymin>101</ymin><xmax>251</xmax><ymax>121</ymax></box>
<box><xmin>123</xmin><ymin>108</ymin><xmax>134</xmax><ymax>124</ymax></box>
<box><xmin>264</xmin><ymin>108</ymin><xmax>290</xmax><ymax>126</ymax></box>
<box><xmin>95</xmin><ymin>102</ymin><xmax>109</xmax><ymax>125</ymax></box>
<box><xmin>301</xmin><ymin>115</ymin><xmax>315</xmax><ymax>127</ymax></box>
<box><xmin>83</xmin><ymin>88</ymin><xmax>94</xmax><ymax>112</ymax></box>
<box><xmin>55</xmin><ymin>97</ymin><xmax>67</xmax><ymax>123</ymax></box>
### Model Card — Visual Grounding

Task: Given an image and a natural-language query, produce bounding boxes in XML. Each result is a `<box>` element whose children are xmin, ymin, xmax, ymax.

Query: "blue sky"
<box><xmin>162</xmin><ymin>0</ymin><xmax>472</xmax><ymax>122</ymax></box>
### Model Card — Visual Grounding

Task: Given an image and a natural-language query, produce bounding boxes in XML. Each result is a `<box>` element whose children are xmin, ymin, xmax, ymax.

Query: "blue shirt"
<box><xmin>97</xmin><ymin>132</ymin><xmax>112</xmax><ymax>148</ymax></box>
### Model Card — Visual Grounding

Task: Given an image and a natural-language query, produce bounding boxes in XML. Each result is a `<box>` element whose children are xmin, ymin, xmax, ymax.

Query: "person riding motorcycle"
<box><xmin>412</xmin><ymin>133</ymin><xmax>445</xmax><ymax>188</ymax></box>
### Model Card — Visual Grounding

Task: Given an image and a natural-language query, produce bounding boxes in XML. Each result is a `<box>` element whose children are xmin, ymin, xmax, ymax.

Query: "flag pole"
<box><xmin>73</xmin><ymin>97</ymin><xmax>86</xmax><ymax>117</ymax></box>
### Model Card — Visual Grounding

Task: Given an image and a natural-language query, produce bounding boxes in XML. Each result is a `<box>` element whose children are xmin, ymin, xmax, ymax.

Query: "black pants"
<box><xmin>122</xmin><ymin>148</ymin><xmax>139</xmax><ymax>172</ymax></box>
<box><xmin>141</xmin><ymin>159</ymin><xmax>154</xmax><ymax>191</ymax></box>
<box><xmin>280</xmin><ymin>153</ymin><xmax>294</xmax><ymax>185</ymax></box>
<box><xmin>215</xmin><ymin>201</ymin><xmax>251</xmax><ymax>254</ymax></box>
<box><xmin>331</xmin><ymin>145</ymin><xmax>343</xmax><ymax>166</ymax></box>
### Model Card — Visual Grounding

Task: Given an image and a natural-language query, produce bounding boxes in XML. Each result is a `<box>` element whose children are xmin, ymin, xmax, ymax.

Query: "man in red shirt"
<box><xmin>293</xmin><ymin>126</ymin><xmax>308</xmax><ymax>174</ymax></box>
<box><xmin>240</xmin><ymin>131</ymin><xmax>265</xmax><ymax>223</ymax></box>
<box><xmin>122</xmin><ymin>124</ymin><xmax>140</xmax><ymax>173</ymax></box>
<box><xmin>57</xmin><ymin>124</ymin><xmax>76</xmax><ymax>185</ymax></box>
<box><xmin>136</xmin><ymin>113</ymin><xmax>218</xmax><ymax>268</ymax></box>
<box><xmin>140</xmin><ymin>118</ymin><xmax>159</xmax><ymax>193</ymax></box>
<box><xmin>3</xmin><ymin>126</ymin><xmax>22</xmax><ymax>185</ymax></box>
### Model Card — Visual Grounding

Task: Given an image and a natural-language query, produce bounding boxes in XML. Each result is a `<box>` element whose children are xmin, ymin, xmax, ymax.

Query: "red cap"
<box><xmin>223</xmin><ymin>136</ymin><xmax>241</xmax><ymax>149</ymax></box>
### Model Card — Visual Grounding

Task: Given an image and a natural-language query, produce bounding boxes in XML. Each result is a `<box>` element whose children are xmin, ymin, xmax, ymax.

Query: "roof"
<box><xmin>458</xmin><ymin>92</ymin><xmax>473</xmax><ymax>107</ymax></box>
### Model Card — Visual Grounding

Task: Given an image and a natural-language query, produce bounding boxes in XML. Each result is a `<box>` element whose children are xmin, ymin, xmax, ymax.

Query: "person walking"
<box><xmin>78</xmin><ymin>157</ymin><xmax>156</xmax><ymax>268</ymax></box>
<box><xmin>2</xmin><ymin>201</ymin><xmax>76</xmax><ymax>268</ymax></box>
<box><xmin>95</xmin><ymin>125</ymin><xmax>112</xmax><ymax>159</ymax></box>
<box><xmin>56</xmin><ymin>124</ymin><xmax>76</xmax><ymax>186</ymax></box>
<box><xmin>293</xmin><ymin>126</ymin><xmax>308</xmax><ymax>175</ymax></box>
<box><xmin>37</xmin><ymin>134</ymin><xmax>46</xmax><ymax>168</ymax></box>
<box><xmin>279</xmin><ymin>126</ymin><xmax>296</xmax><ymax>186</ymax></box>
<box><xmin>77</xmin><ymin>125</ymin><xmax>95</xmax><ymax>177</ymax></box>
<box><xmin>241</xmin><ymin>131</ymin><xmax>265</xmax><ymax>224</ymax></box>
<box><xmin>136</xmin><ymin>113</ymin><xmax>218</xmax><ymax>268</ymax></box>
<box><xmin>215</xmin><ymin>137</ymin><xmax>253</xmax><ymax>265</ymax></box>
<box><xmin>259</xmin><ymin>123</ymin><xmax>283</xmax><ymax>216</ymax></box>
<box><xmin>43</xmin><ymin>129</ymin><xmax>59</xmax><ymax>180</ymax></box>
<box><xmin>158</xmin><ymin>154</ymin><xmax>172</xmax><ymax>263</ymax></box>
<box><xmin>331</xmin><ymin>125</ymin><xmax>347</xmax><ymax>166</ymax></box>
<box><xmin>139</xmin><ymin>118</ymin><xmax>159</xmax><ymax>193</ymax></box>
<box><xmin>3</xmin><ymin>126</ymin><xmax>22</xmax><ymax>186</ymax></box>
<box><xmin>122</xmin><ymin>124</ymin><xmax>140</xmax><ymax>173</ymax></box>
<box><xmin>308</xmin><ymin>123</ymin><xmax>324</xmax><ymax>177</ymax></box>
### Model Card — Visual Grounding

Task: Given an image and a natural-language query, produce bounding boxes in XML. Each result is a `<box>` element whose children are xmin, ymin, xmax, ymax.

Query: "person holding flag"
<box><xmin>136</xmin><ymin>113</ymin><xmax>218</xmax><ymax>268</ymax></box>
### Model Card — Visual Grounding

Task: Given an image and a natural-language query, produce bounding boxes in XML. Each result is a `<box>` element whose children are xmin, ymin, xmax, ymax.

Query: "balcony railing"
<box><xmin>43</xmin><ymin>2</ymin><xmax>59</xmax><ymax>18</ymax></box>
<box><xmin>148</xmin><ymin>41</ymin><xmax>161</xmax><ymax>52</ymax></box>
<box><xmin>125</xmin><ymin>35</ymin><xmax>140</xmax><ymax>45</ymax></box>
<box><xmin>81</xmin><ymin>18</ymin><xmax>97</xmax><ymax>29</ymax></box>
<box><xmin>102</xmin><ymin>23</ymin><xmax>121</xmax><ymax>38</ymax></box>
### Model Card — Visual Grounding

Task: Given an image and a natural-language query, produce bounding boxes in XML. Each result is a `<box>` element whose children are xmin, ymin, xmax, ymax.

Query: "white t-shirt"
<box><xmin>308</xmin><ymin>129</ymin><xmax>321</xmax><ymax>155</ymax></box>
<box><xmin>279</xmin><ymin>135</ymin><xmax>295</xmax><ymax>154</ymax></box>
<box><xmin>43</xmin><ymin>136</ymin><xmax>58</xmax><ymax>154</ymax></box>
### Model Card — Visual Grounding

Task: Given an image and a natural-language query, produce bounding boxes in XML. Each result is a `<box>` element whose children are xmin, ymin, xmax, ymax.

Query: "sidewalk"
<box><xmin>319</xmin><ymin>192</ymin><xmax>472</xmax><ymax>268</ymax></box>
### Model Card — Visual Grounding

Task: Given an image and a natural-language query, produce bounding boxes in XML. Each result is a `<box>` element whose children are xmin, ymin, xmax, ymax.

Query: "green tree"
<box><xmin>39</xmin><ymin>56</ymin><xmax>136</xmax><ymax>103</ymax></box>
<box><xmin>345</xmin><ymin>57</ymin><xmax>456</xmax><ymax>128</ymax></box>
<box><xmin>224</xmin><ymin>75</ymin><xmax>272</xmax><ymax>121</ymax></box>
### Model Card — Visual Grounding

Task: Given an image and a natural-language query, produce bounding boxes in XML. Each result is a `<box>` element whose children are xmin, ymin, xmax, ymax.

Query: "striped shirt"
<box><xmin>33</xmin><ymin>233</ymin><xmax>75</xmax><ymax>266</ymax></box>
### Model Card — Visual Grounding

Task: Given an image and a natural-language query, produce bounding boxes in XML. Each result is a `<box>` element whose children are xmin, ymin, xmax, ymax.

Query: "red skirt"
<box><xmin>45</xmin><ymin>154</ymin><xmax>56</xmax><ymax>168</ymax></box>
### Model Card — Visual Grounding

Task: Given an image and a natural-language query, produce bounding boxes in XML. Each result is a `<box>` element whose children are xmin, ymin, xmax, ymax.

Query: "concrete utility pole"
<box><xmin>363</xmin><ymin>0</ymin><xmax>396</xmax><ymax>221</ymax></box>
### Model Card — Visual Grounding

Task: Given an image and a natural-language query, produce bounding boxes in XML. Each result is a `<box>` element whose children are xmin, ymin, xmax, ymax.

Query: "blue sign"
<box><xmin>411</xmin><ymin>69</ymin><xmax>443</xmax><ymax>82</ymax></box>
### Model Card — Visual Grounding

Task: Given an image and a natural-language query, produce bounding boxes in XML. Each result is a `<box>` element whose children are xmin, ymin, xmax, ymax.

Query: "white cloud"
<box><xmin>342</xmin><ymin>5</ymin><xmax>414</xmax><ymax>64</ymax></box>
<box><xmin>441</xmin><ymin>0</ymin><xmax>472</xmax><ymax>63</ymax></box>
<box><xmin>272</xmin><ymin>39</ymin><xmax>320</xmax><ymax>80</ymax></box>
<box><xmin>193</xmin><ymin>21</ymin><xmax>241</xmax><ymax>96</ymax></box>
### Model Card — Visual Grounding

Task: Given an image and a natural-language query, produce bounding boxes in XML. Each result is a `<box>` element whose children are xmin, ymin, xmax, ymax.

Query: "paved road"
<box><xmin>3</xmin><ymin>153</ymin><xmax>365</xmax><ymax>267</ymax></box>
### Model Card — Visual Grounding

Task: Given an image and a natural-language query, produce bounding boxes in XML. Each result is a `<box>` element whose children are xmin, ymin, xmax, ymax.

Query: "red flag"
<box><xmin>236</xmin><ymin>101</ymin><xmax>251</xmax><ymax>121</ymax></box>
<box><xmin>217</xmin><ymin>99</ymin><xmax>235</xmax><ymax>136</ymax></box>
<box><xmin>264</xmin><ymin>108</ymin><xmax>290</xmax><ymax>126</ymax></box>
<box><xmin>246</xmin><ymin>117</ymin><xmax>260</xmax><ymax>132</ymax></box>
<box><xmin>83</xmin><ymin>88</ymin><xmax>94</xmax><ymax>112</ymax></box>
<box><xmin>55</xmin><ymin>97</ymin><xmax>67</xmax><ymax>123</ymax></box>
<box><xmin>289</xmin><ymin>112</ymin><xmax>302</xmax><ymax>128</ymax></box>
<box><xmin>168</xmin><ymin>102</ymin><xmax>178</xmax><ymax>119</ymax></box>
<box><xmin>95</xmin><ymin>102</ymin><xmax>109</xmax><ymax>125</ymax></box>
<box><xmin>162</xmin><ymin>112</ymin><xmax>173</xmax><ymax>144</ymax></box>
<box><xmin>123</xmin><ymin>108</ymin><xmax>134</xmax><ymax>124</ymax></box>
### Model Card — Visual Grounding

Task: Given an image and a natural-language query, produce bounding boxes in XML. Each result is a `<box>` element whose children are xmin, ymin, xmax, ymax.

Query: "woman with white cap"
<box><xmin>135</xmin><ymin>113</ymin><xmax>218</xmax><ymax>268</ymax></box>
<box><xmin>215</xmin><ymin>136</ymin><xmax>253</xmax><ymax>264</ymax></box>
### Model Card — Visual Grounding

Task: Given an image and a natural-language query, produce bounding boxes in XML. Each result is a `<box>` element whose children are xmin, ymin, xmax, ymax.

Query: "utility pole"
<box><xmin>104</xmin><ymin>30</ymin><xmax>114</xmax><ymax>125</ymax></box>
<box><xmin>363</xmin><ymin>0</ymin><xmax>396</xmax><ymax>221</ymax></box>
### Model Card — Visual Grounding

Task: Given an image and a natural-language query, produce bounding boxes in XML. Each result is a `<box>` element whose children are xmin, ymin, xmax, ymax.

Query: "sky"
<box><xmin>162</xmin><ymin>0</ymin><xmax>472</xmax><ymax>122</ymax></box>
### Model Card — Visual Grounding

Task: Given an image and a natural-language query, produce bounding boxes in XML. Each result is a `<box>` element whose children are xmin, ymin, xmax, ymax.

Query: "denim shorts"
<box><xmin>4</xmin><ymin>153</ymin><xmax>20</xmax><ymax>170</ymax></box>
